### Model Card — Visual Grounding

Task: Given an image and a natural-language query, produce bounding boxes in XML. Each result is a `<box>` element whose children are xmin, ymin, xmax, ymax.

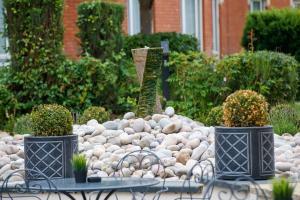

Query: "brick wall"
<box><xmin>270</xmin><ymin>0</ymin><xmax>291</xmax><ymax>8</ymax></box>
<box><xmin>202</xmin><ymin>0</ymin><xmax>213</xmax><ymax>56</ymax></box>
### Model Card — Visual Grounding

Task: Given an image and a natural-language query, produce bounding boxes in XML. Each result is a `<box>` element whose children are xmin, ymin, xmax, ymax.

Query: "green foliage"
<box><xmin>136</xmin><ymin>48</ymin><xmax>163</xmax><ymax>117</ymax></box>
<box><xmin>3</xmin><ymin>117</ymin><xmax>16</xmax><ymax>133</ymax></box>
<box><xmin>0</xmin><ymin>84</ymin><xmax>17</xmax><ymax>130</ymax></box>
<box><xmin>269</xmin><ymin>104</ymin><xmax>300</xmax><ymax>135</ymax></box>
<box><xmin>71</xmin><ymin>154</ymin><xmax>87</xmax><ymax>172</ymax></box>
<box><xmin>216</xmin><ymin>51</ymin><xmax>299</xmax><ymax>105</ymax></box>
<box><xmin>78</xmin><ymin>106</ymin><xmax>110</xmax><ymax>124</ymax></box>
<box><xmin>77</xmin><ymin>1</ymin><xmax>124</xmax><ymax>59</ymax></box>
<box><xmin>223</xmin><ymin>90</ymin><xmax>269</xmax><ymax>127</ymax></box>
<box><xmin>242</xmin><ymin>8</ymin><xmax>300</xmax><ymax>62</ymax></box>
<box><xmin>4</xmin><ymin>0</ymin><xmax>64</xmax><ymax>71</ymax></box>
<box><xmin>206</xmin><ymin>106</ymin><xmax>223</xmax><ymax>126</ymax></box>
<box><xmin>167</xmin><ymin>51</ymin><xmax>224</xmax><ymax>122</ymax></box>
<box><xmin>31</xmin><ymin>104</ymin><xmax>73</xmax><ymax>136</ymax></box>
<box><xmin>13</xmin><ymin>114</ymin><xmax>33</xmax><ymax>135</ymax></box>
<box><xmin>124</xmin><ymin>32</ymin><xmax>198</xmax><ymax>58</ymax></box>
<box><xmin>272</xmin><ymin>178</ymin><xmax>294</xmax><ymax>200</ymax></box>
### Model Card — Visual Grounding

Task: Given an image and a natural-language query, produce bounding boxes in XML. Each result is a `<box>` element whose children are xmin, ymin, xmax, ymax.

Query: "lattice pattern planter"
<box><xmin>215</xmin><ymin>126</ymin><xmax>274</xmax><ymax>180</ymax></box>
<box><xmin>24</xmin><ymin>135</ymin><xmax>78</xmax><ymax>179</ymax></box>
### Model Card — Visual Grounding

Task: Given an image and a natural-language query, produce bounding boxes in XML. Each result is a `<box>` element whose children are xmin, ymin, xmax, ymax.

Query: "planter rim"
<box><xmin>131</xmin><ymin>47</ymin><xmax>163</xmax><ymax>51</ymax></box>
<box><xmin>215</xmin><ymin>125</ymin><xmax>273</xmax><ymax>129</ymax></box>
<box><xmin>24</xmin><ymin>134</ymin><xmax>76</xmax><ymax>139</ymax></box>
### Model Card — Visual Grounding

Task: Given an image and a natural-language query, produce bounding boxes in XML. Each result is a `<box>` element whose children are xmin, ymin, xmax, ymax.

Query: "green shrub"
<box><xmin>206</xmin><ymin>106</ymin><xmax>223</xmax><ymax>126</ymax></box>
<box><xmin>78</xmin><ymin>106</ymin><xmax>110</xmax><ymax>124</ymax></box>
<box><xmin>77</xmin><ymin>1</ymin><xmax>124</xmax><ymax>59</ymax></box>
<box><xmin>223</xmin><ymin>90</ymin><xmax>269</xmax><ymax>127</ymax></box>
<box><xmin>71</xmin><ymin>154</ymin><xmax>87</xmax><ymax>172</ymax></box>
<box><xmin>167</xmin><ymin>51</ymin><xmax>224</xmax><ymax>122</ymax></box>
<box><xmin>269</xmin><ymin>104</ymin><xmax>299</xmax><ymax>135</ymax></box>
<box><xmin>0</xmin><ymin>84</ymin><xmax>17</xmax><ymax>130</ymax></box>
<box><xmin>4</xmin><ymin>0</ymin><xmax>64</xmax><ymax>71</ymax></box>
<box><xmin>242</xmin><ymin>8</ymin><xmax>300</xmax><ymax>62</ymax></box>
<box><xmin>216</xmin><ymin>51</ymin><xmax>299</xmax><ymax>105</ymax></box>
<box><xmin>13</xmin><ymin>114</ymin><xmax>33</xmax><ymax>135</ymax></box>
<box><xmin>124</xmin><ymin>32</ymin><xmax>198</xmax><ymax>58</ymax></box>
<box><xmin>272</xmin><ymin>177</ymin><xmax>294</xmax><ymax>200</ymax></box>
<box><xmin>31</xmin><ymin>104</ymin><xmax>73</xmax><ymax>136</ymax></box>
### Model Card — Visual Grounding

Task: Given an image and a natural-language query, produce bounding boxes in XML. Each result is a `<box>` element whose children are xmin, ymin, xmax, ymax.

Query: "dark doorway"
<box><xmin>139</xmin><ymin>0</ymin><xmax>153</xmax><ymax>34</ymax></box>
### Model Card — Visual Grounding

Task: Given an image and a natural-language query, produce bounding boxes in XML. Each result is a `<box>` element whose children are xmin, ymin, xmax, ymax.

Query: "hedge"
<box><xmin>216</xmin><ymin>51</ymin><xmax>299</xmax><ymax>105</ymax></box>
<box><xmin>242</xmin><ymin>8</ymin><xmax>300</xmax><ymax>61</ymax></box>
<box><xmin>124</xmin><ymin>32</ymin><xmax>199</xmax><ymax>58</ymax></box>
<box><xmin>77</xmin><ymin>1</ymin><xmax>124</xmax><ymax>59</ymax></box>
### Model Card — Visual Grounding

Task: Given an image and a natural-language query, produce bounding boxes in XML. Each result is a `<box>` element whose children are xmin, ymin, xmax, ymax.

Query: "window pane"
<box><xmin>184</xmin><ymin>0</ymin><xmax>195</xmax><ymax>35</ymax></box>
<box><xmin>130</xmin><ymin>0</ymin><xmax>141</xmax><ymax>35</ymax></box>
<box><xmin>252</xmin><ymin>1</ymin><xmax>261</xmax><ymax>11</ymax></box>
<box><xmin>0</xmin><ymin>0</ymin><xmax>6</xmax><ymax>54</ymax></box>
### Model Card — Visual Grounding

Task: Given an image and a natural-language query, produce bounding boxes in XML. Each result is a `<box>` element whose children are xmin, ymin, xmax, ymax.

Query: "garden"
<box><xmin>1</xmin><ymin>0</ymin><xmax>300</xmax><ymax>199</ymax></box>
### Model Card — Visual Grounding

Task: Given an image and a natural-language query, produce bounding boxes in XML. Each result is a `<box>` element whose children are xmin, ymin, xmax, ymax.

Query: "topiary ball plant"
<box><xmin>223</xmin><ymin>90</ymin><xmax>269</xmax><ymax>127</ymax></box>
<box><xmin>31</xmin><ymin>104</ymin><xmax>73</xmax><ymax>136</ymax></box>
<box><xmin>206</xmin><ymin>106</ymin><xmax>224</xmax><ymax>126</ymax></box>
<box><xmin>78</xmin><ymin>106</ymin><xmax>110</xmax><ymax>124</ymax></box>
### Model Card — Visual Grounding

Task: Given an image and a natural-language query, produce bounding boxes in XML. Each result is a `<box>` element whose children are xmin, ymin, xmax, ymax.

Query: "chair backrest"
<box><xmin>113</xmin><ymin>150</ymin><xmax>167</xmax><ymax>200</ymax></box>
<box><xmin>177</xmin><ymin>159</ymin><xmax>215</xmax><ymax>200</ymax></box>
<box><xmin>202</xmin><ymin>174</ymin><xmax>269</xmax><ymax>200</ymax></box>
<box><xmin>0</xmin><ymin>169</ymin><xmax>61</xmax><ymax>200</ymax></box>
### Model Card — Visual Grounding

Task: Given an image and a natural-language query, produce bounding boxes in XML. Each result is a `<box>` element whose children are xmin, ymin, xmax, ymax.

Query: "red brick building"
<box><xmin>63</xmin><ymin>0</ymin><xmax>299</xmax><ymax>59</ymax></box>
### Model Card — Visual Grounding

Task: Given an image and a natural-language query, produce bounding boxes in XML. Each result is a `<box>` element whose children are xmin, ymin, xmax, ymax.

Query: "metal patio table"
<box><xmin>30</xmin><ymin>177</ymin><xmax>160</xmax><ymax>200</ymax></box>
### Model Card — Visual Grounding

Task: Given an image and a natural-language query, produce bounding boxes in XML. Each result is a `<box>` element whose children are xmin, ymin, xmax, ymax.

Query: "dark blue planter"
<box><xmin>24</xmin><ymin>135</ymin><xmax>78</xmax><ymax>179</ymax></box>
<box><xmin>215</xmin><ymin>126</ymin><xmax>275</xmax><ymax>180</ymax></box>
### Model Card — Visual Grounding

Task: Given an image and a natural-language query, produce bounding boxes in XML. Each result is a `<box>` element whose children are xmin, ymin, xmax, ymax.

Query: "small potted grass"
<box><xmin>72</xmin><ymin>154</ymin><xmax>88</xmax><ymax>183</ymax></box>
<box><xmin>273</xmin><ymin>177</ymin><xmax>294</xmax><ymax>200</ymax></box>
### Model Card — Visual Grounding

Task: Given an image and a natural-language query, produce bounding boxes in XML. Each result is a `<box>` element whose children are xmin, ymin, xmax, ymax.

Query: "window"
<box><xmin>212</xmin><ymin>0</ymin><xmax>220</xmax><ymax>56</ymax></box>
<box><xmin>0</xmin><ymin>0</ymin><xmax>9</xmax><ymax>65</ymax></box>
<box><xmin>181</xmin><ymin>0</ymin><xmax>203</xmax><ymax>50</ymax></box>
<box><xmin>293</xmin><ymin>0</ymin><xmax>300</xmax><ymax>8</ymax></box>
<box><xmin>128</xmin><ymin>0</ymin><xmax>141</xmax><ymax>35</ymax></box>
<box><xmin>250</xmin><ymin>0</ymin><xmax>266</xmax><ymax>12</ymax></box>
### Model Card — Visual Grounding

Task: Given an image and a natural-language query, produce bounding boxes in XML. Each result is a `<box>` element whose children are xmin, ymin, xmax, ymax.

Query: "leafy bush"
<box><xmin>124</xmin><ymin>32</ymin><xmax>198</xmax><ymax>58</ymax></box>
<box><xmin>216</xmin><ymin>51</ymin><xmax>299</xmax><ymax>105</ymax></box>
<box><xmin>4</xmin><ymin>0</ymin><xmax>64</xmax><ymax>71</ymax></box>
<box><xmin>78</xmin><ymin>106</ymin><xmax>110</xmax><ymax>124</ymax></box>
<box><xmin>13</xmin><ymin>114</ymin><xmax>33</xmax><ymax>135</ymax></box>
<box><xmin>272</xmin><ymin>178</ymin><xmax>294</xmax><ymax>200</ymax></box>
<box><xmin>31</xmin><ymin>104</ymin><xmax>73</xmax><ymax>136</ymax></box>
<box><xmin>269</xmin><ymin>104</ymin><xmax>299</xmax><ymax>135</ymax></box>
<box><xmin>223</xmin><ymin>90</ymin><xmax>269</xmax><ymax>127</ymax></box>
<box><xmin>71</xmin><ymin>154</ymin><xmax>87</xmax><ymax>172</ymax></box>
<box><xmin>242</xmin><ymin>8</ymin><xmax>300</xmax><ymax>62</ymax></box>
<box><xmin>167</xmin><ymin>51</ymin><xmax>224</xmax><ymax>122</ymax></box>
<box><xmin>0</xmin><ymin>84</ymin><xmax>17</xmax><ymax>130</ymax></box>
<box><xmin>77</xmin><ymin>1</ymin><xmax>124</xmax><ymax>59</ymax></box>
<box><xmin>206</xmin><ymin>106</ymin><xmax>223</xmax><ymax>126</ymax></box>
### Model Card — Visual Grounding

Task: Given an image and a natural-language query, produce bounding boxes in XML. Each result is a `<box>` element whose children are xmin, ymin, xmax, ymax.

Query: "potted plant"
<box><xmin>24</xmin><ymin>104</ymin><xmax>78</xmax><ymax>179</ymax></box>
<box><xmin>272</xmin><ymin>177</ymin><xmax>294</xmax><ymax>200</ymax></box>
<box><xmin>215</xmin><ymin>90</ymin><xmax>274</xmax><ymax>180</ymax></box>
<box><xmin>72</xmin><ymin>154</ymin><xmax>88</xmax><ymax>183</ymax></box>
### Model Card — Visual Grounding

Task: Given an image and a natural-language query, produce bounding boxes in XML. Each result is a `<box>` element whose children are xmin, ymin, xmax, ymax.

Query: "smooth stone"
<box><xmin>102</xmin><ymin>130</ymin><xmax>123</xmax><ymax>138</ymax></box>
<box><xmin>161</xmin><ymin>157</ymin><xmax>176</xmax><ymax>167</ymax></box>
<box><xmin>0</xmin><ymin>157</ymin><xmax>10</xmax><ymax>168</ymax></box>
<box><xmin>186</xmin><ymin>139</ymin><xmax>200</xmax><ymax>149</ymax></box>
<box><xmin>118</xmin><ymin>120</ymin><xmax>130</xmax><ymax>130</ymax></box>
<box><xmin>180</xmin><ymin>125</ymin><xmax>192</xmax><ymax>132</ymax></box>
<box><xmin>150</xmin><ymin>141</ymin><xmax>159</xmax><ymax>149</ymax></box>
<box><xmin>123</xmin><ymin>112</ymin><xmax>135</xmax><ymax>120</ymax></box>
<box><xmin>103</xmin><ymin>121</ymin><xmax>118</xmax><ymax>130</ymax></box>
<box><xmin>162</xmin><ymin>121</ymin><xmax>182</xmax><ymax>134</ymax></box>
<box><xmin>87</xmin><ymin>119</ymin><xmax>99</xmax><ymax>127</ymax></box>
<box><xmin>79</xmin><ymin>125</ymin><xmax>95</xmax><ymax>135</ymax></box>
<box><xmin>132</xmin><ymin>118</ymin><xmax>145</xmax><ymax>132</ymax></box>
<box><xmin>120</xmin><ymin>168</ymin><xmax>132</xmax><ymax>177</ymax></box>
<box><xmin>124</xmin><ymin>127</ymin><xmax>135</xmax><ymax>135</ymax></box>
<box><xmin>87</xmin><ymin>135</ymin><xmax>106</xmax><ymax>144</ymax></box>
<box><xmin>132</xmin><ymin>170</ymin><xmax>143</xmax><ymax>178</ymax></box>
<box><xmin>11</xmin><ymin>159</ymin><xmax>24</xmax><ymax>170</ymax></box>
<box><xmin>139</xmin><ymin>135</ymin><xmax>155</xmax><ymax>148</ymax></box>
<box><xmin>143</xmin><ymin>171</ymin><xmax>155</xmax><ymax>178</ymax></box>
<box><xmin>156</xmin><ymin>149</ymin><xmax>173</xmax><ymax>158</ymax></box>
<box><xmin>191</xmin><ymin>141</ymin><xmax>209</xmax><ymax>160</ymax></box>
<box><xmin>106</xmin><ymin>145</ymin><xmax>120</xmax><ymax>153</ymax></box>
<box><xmin>201</xmin><ymin>144</ymin><xmax>215</xmax><ymax>159</ymax></box>
<box><xmin>144</xmin><ymin>123</ymin><xmax>152</xmax><ymax>133</ymax></box>
<box><xmin>92</xmin><ymin>161</ymin><xmax>104</xmax><ymax>170</ymax></box>
<box><xmin>276</xmin><ymin>162</ymin><xmax>293</xmax><ymax>172</ymax></box>
<box><xmin>107</xmin><ymin>137</ymin><xmax>121</xmax><ymax>146</ymax></box>
<box><xmin>159</xmin><ymin>118</ymin><xmax>171</xmax><ymax>129</ymax></box>
<box><xmin>5</xmin><ymin>145</ymin><xmax>20</xmax><ymax>155</ymax></box>
<box><xmin>148</xmin><ymin>120</ymin><xmax>157</xmax><ymax>129</ymax></box>
<box><xmin>91</xmin><ymin>124</ymin><xmax>106</xmax><ymax>136</ymax></box>
<box><xmin>120</xmin><ymin>133</ymin><xmax>132</xmax><ymax>145</ymax></box>
<box><xmin>164</xmin><ymin>168</ymin><xmax>176</xmax><ymax>177</ymax></box>
<box><xmin>152</xmin><ymin>114</ymin><xmax>169</xmax><ymax>123</ymax></box>
<box><xmin>165</xmin><ymin>107</ymin><xmax>175</xmax><ymax>117</ymax></box>
<box><xmin>186</xmin><ymin>159</ymin><xmax>198</xmax><ymax>171</ymax></box>
<box><xmin>97</xmin><ymin>171</ymin><xmax>108</xmax><ymax>177</ymax></box>
<box><xmin>161</xmin><ymin>134</ymin><xmax>178</xmax><ymax>147</ymax></box>
<box><xmin>167</xmin><ymin>145</ymin><xmax>180</xmax><ymax>151</ymax></box>
<box><xmin>0</xmin><ymin>164</ymin><xmax>11</xmax><ymax>177</ymax></box>
<box><xmin>176</xmin><ymin>151</ymin><xmax>191</xmax><ymax>165</ymax></box>
<box><xmin>92</xmin><ymin>146</ymin><xmax>105</xmax><ymax>157</ymax></box>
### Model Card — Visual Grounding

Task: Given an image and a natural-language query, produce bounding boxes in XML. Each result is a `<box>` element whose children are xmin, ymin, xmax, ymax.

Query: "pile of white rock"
<box><xmin>0</xmin><ymin>106</ymin><xmax>300</xmax><ymax>181</ymax></box>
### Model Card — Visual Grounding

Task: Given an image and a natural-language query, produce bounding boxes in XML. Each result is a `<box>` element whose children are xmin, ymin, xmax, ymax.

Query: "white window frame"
<box><xmin>249</xmin><ymin>0</ymin><xmax>266</xmax><ymax>12</ymax></box>
<box><xmin>128</xmin><ymin>0</ymin><xmax>141</xmax><ymax>35</ymax></box>
<box><xmin>212</xmin><ymin>0</ymin><xmax>220</xmax><ymax>56</ymax></box>
<box><xmin>0</xmin><ymin>2</ymin><xmax>10</xmax><ymax>66</ymax></box>
<box><xmin>292</xmin><ymin>0</ymin><xmax>300</xmax><ymax>8</ymax></box>
<box><xmin>181</xmin><ymin>0</ymin><xmax>203</xmax><ymax>50</ymax></box>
